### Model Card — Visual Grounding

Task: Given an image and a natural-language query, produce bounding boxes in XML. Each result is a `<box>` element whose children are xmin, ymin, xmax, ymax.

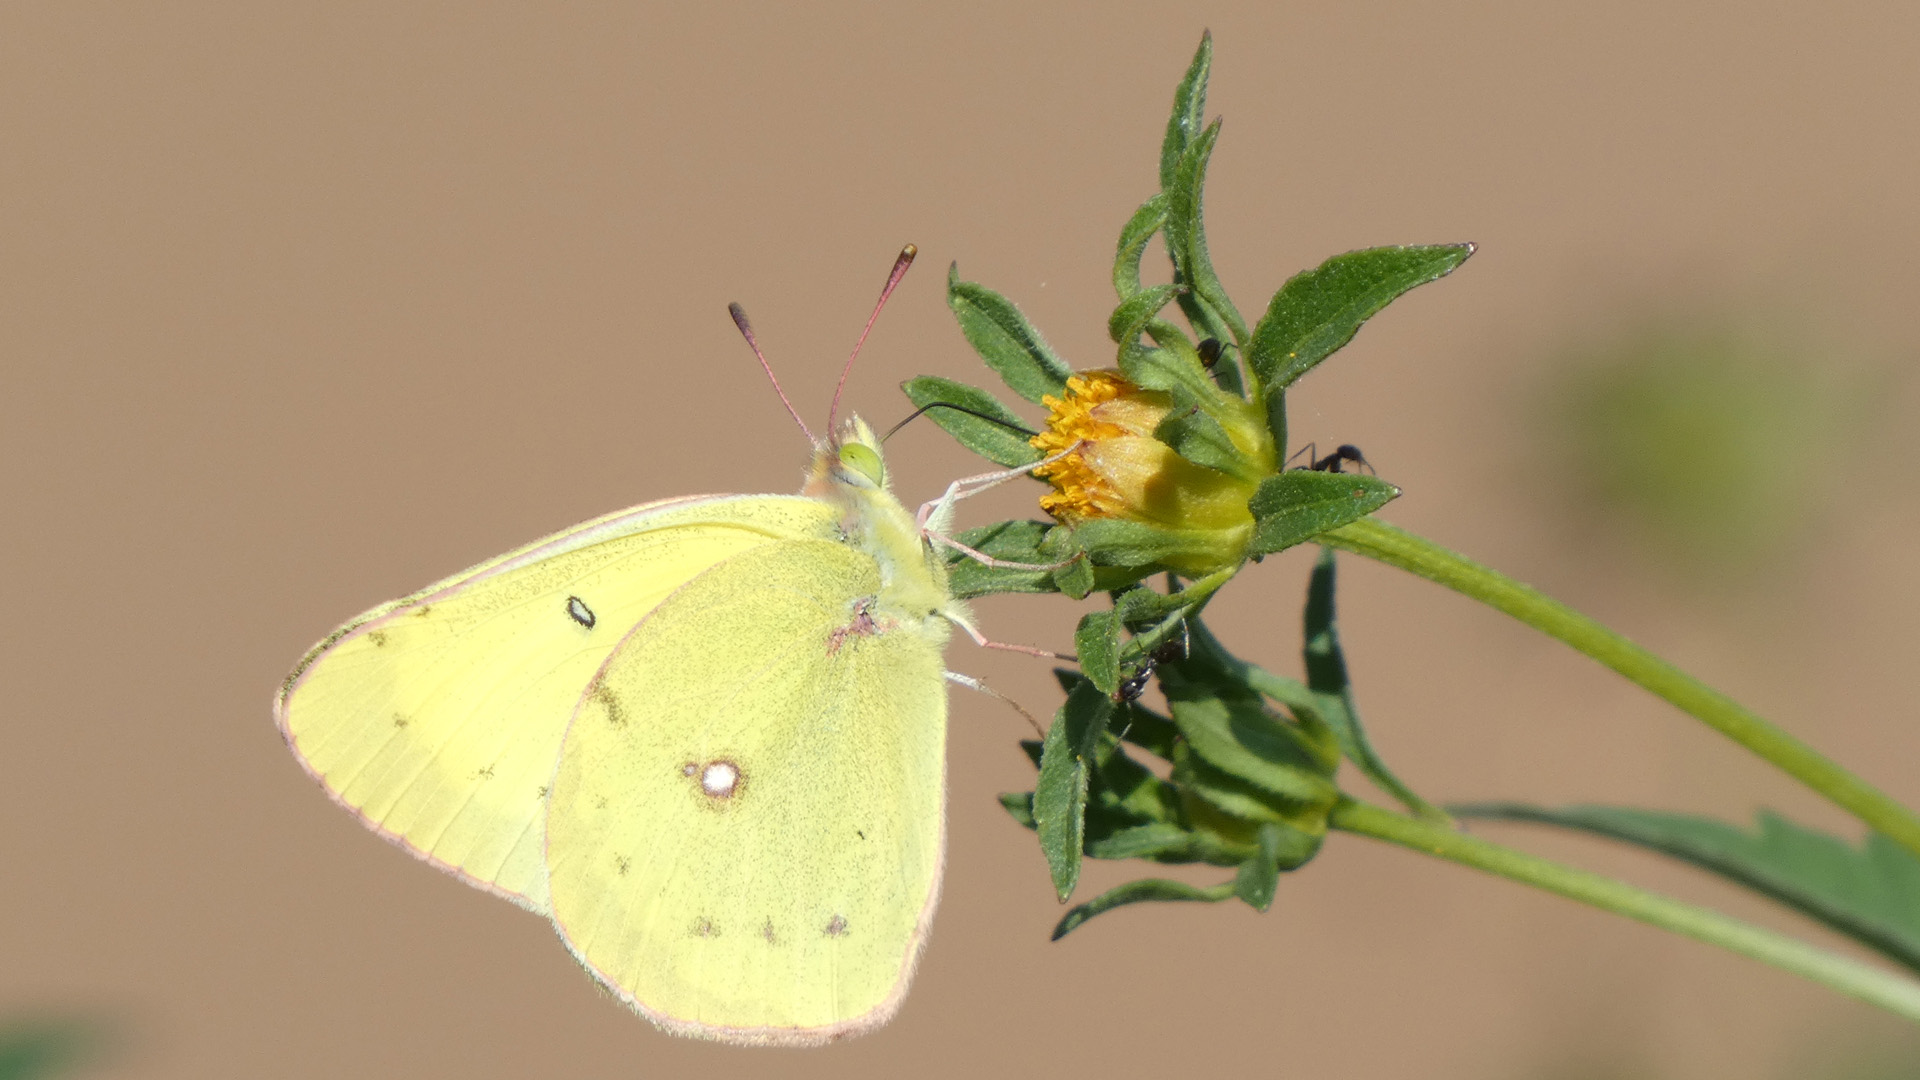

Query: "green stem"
<box><xmin>1324</xmin><ymin>516</ymin><xmax>1920</xmax><ymax>861</ymax></box>
<box><xmin>1330</xmin><ymin>798</ymin><xmax>1920</xmax><ymax>1022</ymax></box>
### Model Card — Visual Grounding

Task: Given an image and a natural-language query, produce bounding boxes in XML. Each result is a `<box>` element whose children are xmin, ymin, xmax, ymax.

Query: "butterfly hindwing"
<box><xmin>545</xmin><ymin>538</ymin><xmax>949</xmax><ymax>1045</ymax></box>
<box><xmin>275</xmin><ymin>495</ymin><xmax>841</xmax><ymax>912</ymax></box>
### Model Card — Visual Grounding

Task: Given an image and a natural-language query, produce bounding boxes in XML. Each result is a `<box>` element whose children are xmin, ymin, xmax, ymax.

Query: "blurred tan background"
<box><xmin>5</xmin><ymin>3</ymin><xmax>1920</xmax><ymax>1077</ymax></box>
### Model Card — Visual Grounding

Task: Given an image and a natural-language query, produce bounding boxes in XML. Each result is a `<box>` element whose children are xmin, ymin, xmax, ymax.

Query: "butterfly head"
<box><xmin>809</xmin><ymin>416</ymin><xmax>889</xmax><ymax>495</ymax></box>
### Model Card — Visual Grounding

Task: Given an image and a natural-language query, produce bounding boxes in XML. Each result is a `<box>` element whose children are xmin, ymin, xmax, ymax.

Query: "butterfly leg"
<box><xmin>942</xmin><ymin>608</ymin><xmax>1073</xmax><ymax>662</ymax></box>
<box><xmin>914</xmin><ymin>441</ymin><xmax>1085</xmax><ymax>535</ymax></box>
<box><xmin>924</xmin><ymin>530</ymin><xmax>1074</xmax><ymax>573</ymax></box>
<box><xmin>944</xmin><ymin>671</ymin><xmax>1045</xmax><ymax>737</ymax></box>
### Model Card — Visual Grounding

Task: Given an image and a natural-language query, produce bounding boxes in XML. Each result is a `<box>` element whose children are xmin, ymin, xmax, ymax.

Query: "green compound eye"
<box><xmin>838</xmin><ymin>443</ymin><xmax>885</xmax><ymax>488</ymax></box>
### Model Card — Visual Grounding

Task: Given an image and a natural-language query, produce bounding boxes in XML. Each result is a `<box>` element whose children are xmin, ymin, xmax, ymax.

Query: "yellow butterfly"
<box><xmin>276</xmin><ymin>247</ymin><xmax>1028</xmax><ymax>1045</ymax></box>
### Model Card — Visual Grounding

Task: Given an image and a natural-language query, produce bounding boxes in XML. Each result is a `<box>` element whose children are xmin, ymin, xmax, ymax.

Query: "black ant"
<box><xmin>1112</xmin><ymin>631</ymin><xmax>1192</xmax><ymax>703</ymax></box>
<box><xmin>1285</xmin><ymin>443</ymin><xmax>1373</xmax><ymax>475</ymax></box>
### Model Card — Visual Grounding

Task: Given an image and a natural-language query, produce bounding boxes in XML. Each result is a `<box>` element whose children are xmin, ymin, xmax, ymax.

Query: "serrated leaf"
<box><xmin>947</xmin><ymin>266</ymin><xmax>1073</xmax><ymax>404</ymax></box>
<box><xmin>1454</xmin><ymin>803</ymin><xmax>1920</xmax><ymax>975</ymax></box>
<box><xmin>1034</xmin><ymin>680</ymin><xmax>1115</xmax><ymax>900</ymax></box>
<box><xmin>945</xmin><ymin>519</ymin><xmax>1059</xmax><ymax>599</ymax></box>
<box><xmin>1247</xmin><ymin>470</ymin><xmax>1399</xmax><ymax>556</ymax></box>
<box><xmin>1247</xmin><ymin>244</ymin><xmax>1473</xmax><ymax>392</ymax></box>
<box><xmin>1159</xmin><ymin>32</ymin><xmax>1213</xmax><ymax>192</ymax></box>
<box><xmin>1108</xmin><ymin>283</ymin><xmax>1187</xmax><ymax>345</ymax></box>
<box><xmin>1114</xmin><ymin>195</ymin><xmax>1168</xmax><ymax>300</ymax></box>
<box><xmin>1234</xmin><ymin>823</ymin><xmax>1285</xmax><ymax>911</ymax></box>
<box><xmin>1165</xmin><ymin>120</ymin><xmax>1248</xmax><ymax>347</ymax></box>
<box><xmin>1052</xmin><ymin>877</ymin><xmax>1235</xmax><ymax>940</ymax></box>
<box><xmin>1303</xmin><ymin>548</ymin><xmax>1445</xmax><ymax>821</ymax></box>
<box><xmin>900</xmin><ymin>375</ymin><xmax>1041</xmax><ymax>468</ymax></box>
<box><xmin>1075</xmin><ymin>611</ymin><xmax>1121</xmax><ymax>696</ymax></box>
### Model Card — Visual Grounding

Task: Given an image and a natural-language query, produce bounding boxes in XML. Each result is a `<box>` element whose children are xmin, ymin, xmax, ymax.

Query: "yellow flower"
<box><xmin>1030</xmin><ymin>371</ymin><xmax>1264</xmax><ymax>564</ymax></box>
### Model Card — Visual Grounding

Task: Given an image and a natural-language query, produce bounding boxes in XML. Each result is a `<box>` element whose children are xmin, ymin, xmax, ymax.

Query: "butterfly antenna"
<box><xmin>729</xmin><ymin>302</ymin><xmax>815</xmax><ymax>443</ymax></box>
<box><xmin>827</xmin><ymin>244</ymin><xmax>918</xmax><ymax>435</ymax></box>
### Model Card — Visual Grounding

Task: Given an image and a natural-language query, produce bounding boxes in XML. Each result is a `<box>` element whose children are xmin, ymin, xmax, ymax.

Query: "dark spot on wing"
<box><xmin>593</xmin><ymin>795</ymin><xmax>609</xmax><ymax>810</ymax></box>
<box><xmin>691</xmin><ymin>917</ymin><xmax>718</xmax><ymax>938</ymax></box>
<box><xmin>413</xmin><ymin>604</ymin><xmax>433</xmax><ymax>618</ymax></box>
<box><xmin>613</xmin><ymin>854</ymin><xmax>630</xmax><ymax>876</ymax></box>
<box><xmin>761</xmin><ymin>918</ymin><xmax>778</xmax><ymax>945</ymax></box>
<box><xmin>392</xmin><ymin>713</ymin><xmax>409</xmax><ymax>729</ymax></box>
<box><xmin>535</xmin><ymin>785</ymin><xmax>549</xmax><ymax>798</ymax></box>
<box><xmin>367</xmin><ymin>630</ymin><xmax>388</xmax><ymax>648</ymax></box>
<box><xmin>590</xmin><ymin>681</ymin><xmax>625</xmax><ymax>727</ymax></box>
<box><xmin>856</xmin><ymin>829</ymin><xmax>866</xmax><ymax>840</ymax></box>
<box><xmin>566</xmin><ymin>595</ymin><xmax>595</xmax><ymax>629</ymax></box>
<box><xmin>474</xmin><ymin>764</ymin><xmax>494</xmax><ymax>779</ymax></box>
<box><xmin>824</xmin><ymin>915</ymin><xmax>848</xmax><ymax>938</ymax></box>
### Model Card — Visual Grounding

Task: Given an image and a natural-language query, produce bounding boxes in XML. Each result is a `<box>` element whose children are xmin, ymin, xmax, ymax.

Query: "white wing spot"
<box><xmin>566</xmin><ymin>595</ymin><xmax>596</xmax><ymax>629</ymax></box>
<box><xmin>701</xmin><ymin>761</ymin><xmax>740</xmax><ymax>798</ymax></box>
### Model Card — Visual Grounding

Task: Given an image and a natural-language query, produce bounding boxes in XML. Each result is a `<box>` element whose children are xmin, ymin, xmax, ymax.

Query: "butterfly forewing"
<box><xmin>545</xmin><ymin>539</ymin><xmax>949</xmax><ymax>1045</ymax></box>
<box><xmin>276</xmin><ymin>495</ymin><xmax>840</xmax><ymax>912</ymax></box>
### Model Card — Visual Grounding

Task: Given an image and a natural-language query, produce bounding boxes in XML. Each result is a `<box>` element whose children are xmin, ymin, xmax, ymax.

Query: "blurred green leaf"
<box><xmin>1053</xmin><ymin>877</ymin><xmax>1235</xmax><ymax>940</ymax></box>
<box><xmin>0</xmin><ymin>1019</ymin><xmax>103</xmax><ymax>1080</ymax></box>
<box><xmin>900</xmin><ymin>375</ymin><xmax>1041</xmax><ymax>469</ymax></box>
<box><xmin>1545</xmin><ymin>321</ymin><xmax>1859</xmax><ymax>577</ymax></box>
<box><xmin>947</xmin><ymin>265</ymin><xmax>1072</xmax><ymax>404</ymax></box>
<box><xmin>1035</xmin><ymin>680</ymin><xmax>1116</xmax><ymax>900</ymax></box>
<box><xmin>1455</xmin><ymin>803</ymin><xmax>1920</xmax><ymax>974</ymax></box>
<box><xmin>1247</xmin><ymin>244</ymin><xmax>1473</xmax><ymax>393</ymax></box>
<box><xmin>1234</xmin><ymin>823</ymin><xmax>1286</xmax><ymax>911</ymax></box>
<box><xmin>1247</xmin><ymin>470</ymin><xmax>1400</xmax><ymax>556</ymax></box>
<box><xmin>1304</xmin><ymin>549</ymin><xmax>1446</xmax><ymax>820</ymax></box>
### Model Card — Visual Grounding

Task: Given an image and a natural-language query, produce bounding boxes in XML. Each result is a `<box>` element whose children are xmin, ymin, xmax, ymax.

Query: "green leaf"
<box><xmin>1160</xmin><ymin>659</ymin><xmax>1340</xmax><ymax>809</ymax></box>
<box><xmin>1453</xmin><ymin>803</ymin><xmax>1920</xmax><ymax>975</ymax></box>
<box><xmin>1089</xmin><ymin>822</ymin><xmax>1203</xmax><ymax>861</ymax></box>
<box><xmin>1303</xmin><ymin>548</ymin><xmax>1446</xmax><ymax>821</ymax></box>
<box><xmin>1034</xmin><ymin>680</ymin><xmax>1116</xmax><ymax>900</ymax></box>
<box><xmin>1113</xmin><ymin>195</ymin><xmax>1168</xmax><ymax>300</ymax></box>
<box><xmin>1052</xmin><ymin>517</ymin><xmax>1234</xmax><ymax>575</ymax></box>
<box><xmin>1153</xmin><ymin>405</ymin><xmax>1257</xmax><ymax>481</ymax></box>
<box><xmin>947</xmin><ymin>264</ymin><xmax>1073</xmax><ymax>403</ymax></box>
<box><xmin>1116</xmin><ymin>342</ymin><xmax>1205</xmax><ymax>400</ymax></box>
<box><xmin>1234</xmin><ymin>823</ymin><xmax>1285</xmax><ymax>911</ymax></box>
<box><xmin>1074</xmin><ymin>611</ymin><xmax>1121</xmax><ymax>696</ymax></box>
<box><xmin>998</xmin><ymin>791</ymin><xmax>1036</xmax><ymax>828</ymax></box>
<box><xmin>900</xmin><ymin>375</ymin><xmax>1041</xmax><ymax>469</ymax></box>
<box><xmin>1108</xmin><ymin>283</ymin><xmax>1187</xmax><ymax>345</ymax></box>
<box><xmin>1159</xmin><ymin>32</ymin><xmax>1213</xmax><ymax>192</ymax></box>
<box><xmin>945</xmin><ymin>519</ymin><xmax>1059</xmax><ymax>599</ymax></box>
<box><xmin>1165</xmin><ymin>120</ymin><xmax>1248</xmax><ymax>347</ymax></box>
<box><xmin>1247</xmin><ymin>244</ymin><xmax>1474</xmax><ymax>393</ymax></box>
<box><xmin>1247</xmin><ymin>470</ymin><xmax>1400</xmax><ymax>556</ymax></box>
<box><xmin>1052</xmin><ymin>877</ymin><xmax>1235</xmax><ymax>940</ymax></box>
<box><xmin>1114</xmin><ymin>699</ymin><xmax>1179</xmax><ymax>760</ymax></box>
<box><xmin>1050</xmin><ymin>550</ymin><xmax>1097</xmax><ymax>599</ymax></box>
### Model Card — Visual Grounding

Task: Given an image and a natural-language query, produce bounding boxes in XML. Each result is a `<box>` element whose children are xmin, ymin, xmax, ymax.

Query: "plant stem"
<box><xmin>1329</xmin><ymin>798</ymin><xmax>1920</xmax><ymax>1022</ymax></box>
<box><xmin>1323</xmin><ymin>516</ymin><xmax>1920</xmax><ymax>861</ymax></box>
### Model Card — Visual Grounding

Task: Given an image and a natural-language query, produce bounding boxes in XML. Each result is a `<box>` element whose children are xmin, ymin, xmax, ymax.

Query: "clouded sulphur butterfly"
<box><xmin>276</xmin><ymin>247</ymin><xmax>985</xmax><ymax>1045</ymax></box>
